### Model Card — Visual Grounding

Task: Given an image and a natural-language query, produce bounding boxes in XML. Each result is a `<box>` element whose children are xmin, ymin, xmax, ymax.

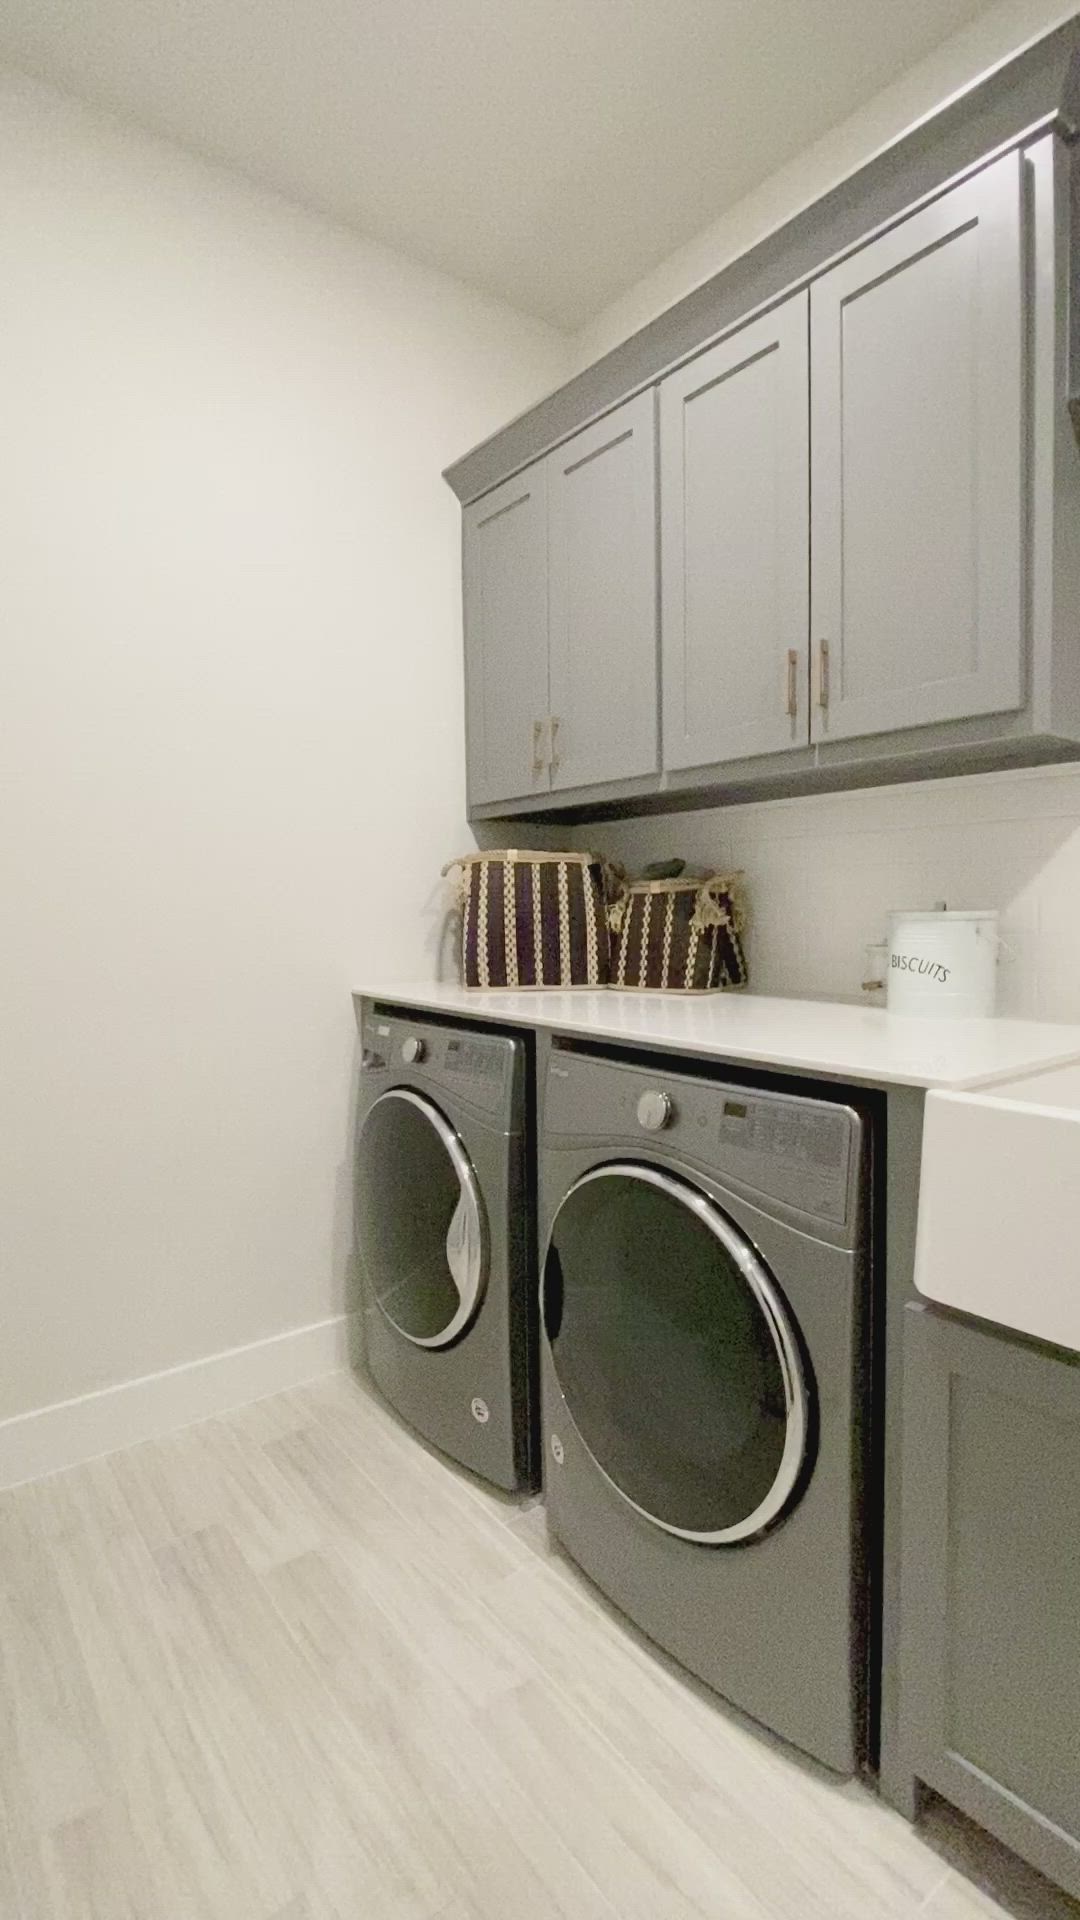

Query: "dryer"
<box><xmin>540</xmin><ymin>1045</ymin><xmax>874</xmax><ymax>1772</ymax></box>
<box><xmin>356</xmin><ymin>1006</ymin><xmax>536</xmax><ymax>1491</ymax></box>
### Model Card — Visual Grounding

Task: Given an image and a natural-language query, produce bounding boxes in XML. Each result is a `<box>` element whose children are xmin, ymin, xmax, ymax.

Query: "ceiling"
<box><xmin>0</xmin><ymin>0</ymin><xmax>999</xmax><ymax>329</ymax></box>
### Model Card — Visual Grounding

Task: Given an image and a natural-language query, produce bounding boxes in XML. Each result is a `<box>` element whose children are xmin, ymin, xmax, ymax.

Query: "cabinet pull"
<box><xmin>532</xmin><ymin>718</ymin><xmax>547</xmax><ymax>778</ymax></box>
<box><xmin>550</xmin><ymin>715</ymin><xmax>561</xmax><ymax>776</ymax></box>
<box><xmin>785</xmin><ymin>649</ymin><xmax>799</xmax><ymax>718</ymax></box>
<box><xmin>816</xmin><ymin>640</ymin><xmax>830</xmax><ymax>711</ymax></box>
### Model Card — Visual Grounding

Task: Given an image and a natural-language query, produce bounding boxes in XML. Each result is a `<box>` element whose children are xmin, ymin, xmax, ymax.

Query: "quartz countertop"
<box><xmin>351</xmin><ymin>982</ymin><xmax>1080</xmax><ymax>1091</ymax></box>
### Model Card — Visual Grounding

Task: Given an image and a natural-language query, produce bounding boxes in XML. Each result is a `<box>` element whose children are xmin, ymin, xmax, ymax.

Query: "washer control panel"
<box><xmin>545</xmin><ymin>1049</ymin><xmax>859</xmax><ymax>1231</ymax></box>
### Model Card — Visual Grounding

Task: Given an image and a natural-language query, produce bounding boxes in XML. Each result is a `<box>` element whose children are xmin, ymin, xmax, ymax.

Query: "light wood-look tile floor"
<box><xmin>1</xmin><ymin>1369</ymin><xmax>1077</xmax><ymax>1920</ymax></box>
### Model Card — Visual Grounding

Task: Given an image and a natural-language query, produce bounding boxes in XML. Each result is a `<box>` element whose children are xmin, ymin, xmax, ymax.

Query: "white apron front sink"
<box><xmin>915</xmin><ymin>1061</ymin><xmax>1080</xmax><ymax>1353</ymax></box>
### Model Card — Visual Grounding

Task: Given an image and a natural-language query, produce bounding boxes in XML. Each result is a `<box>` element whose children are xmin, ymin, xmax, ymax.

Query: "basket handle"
<box><xmin>690</xmin><ymin>876</ymin><xmax>741</xmax><ymax>937</ymax></box>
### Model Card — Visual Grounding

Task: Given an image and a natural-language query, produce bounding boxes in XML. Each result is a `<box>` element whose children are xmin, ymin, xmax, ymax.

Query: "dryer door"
<box><xmin>543</xmin><ymin>1162</ymin><xmax>809</xmax><ymax>1542</ymax></box>
<box><xmin>358</xmin><ymin>1089</ymin><xmax>488</xmax><ymax>1347</ymax></box>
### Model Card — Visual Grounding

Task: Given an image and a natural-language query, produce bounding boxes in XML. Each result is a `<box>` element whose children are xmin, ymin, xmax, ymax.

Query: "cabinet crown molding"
<box><xmin>444</xmin><ymin>16</ymin><xmax>1080</xmax><ymax>508</ymax></box>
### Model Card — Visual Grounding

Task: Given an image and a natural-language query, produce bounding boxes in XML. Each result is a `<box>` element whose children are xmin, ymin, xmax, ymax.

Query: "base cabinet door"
<box><xmin>899</xmin><ymin>1302</ymin><xmax>1080</xmax><ymax>1900</ymax></box>
<box><xmin>661</xmin><ymin>291</ymin><xmax>810</xmax><ymax>771</ymax></box>
<box><xmin>811</xmin><ymin>150</ymin><xmax>1025</xmax><ymax>745</ymax></box>
<box><xmin>463</xmin><ymin>466</ymin><xmax>550</xmax><ymax>808</ymax></box>
<box><xmin>547</xmin><ymin>392</ymin><xmax>659</xmax><ymax>792</ymax></box>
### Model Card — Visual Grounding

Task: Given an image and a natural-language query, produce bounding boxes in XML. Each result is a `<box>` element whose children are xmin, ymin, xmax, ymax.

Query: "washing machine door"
<box><xmin>358</xmin><ymin>1088</ymin><xmax>488</xmax><ymax>1347</ymax></box>
<box><xmin>543</xmin><ymin>1162</ymin><xmax>809</xmax><ymax>1543</ymax></box>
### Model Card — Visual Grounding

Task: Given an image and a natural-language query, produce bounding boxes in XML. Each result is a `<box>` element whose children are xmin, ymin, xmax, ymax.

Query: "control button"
<box><xmin>637</xmin><ymin>1089</ymin><xmax>672</xmax><ymax>1132</ymax></box>
<box><xmin>401</xmin><ymin>1036</ymin><xmax>426</xmax><ymax>1064</ymax></box>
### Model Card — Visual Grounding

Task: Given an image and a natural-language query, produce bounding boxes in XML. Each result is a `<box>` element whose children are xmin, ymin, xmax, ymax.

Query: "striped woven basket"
<box><xmin>442</xmin><ymin>850</ymin><xmax>610</xmax><ymax>989</ymax></box>
<box><xmin>607</xmin><ymin>873</ymin><xmax>748</xmax><ymax>993</ymax></box>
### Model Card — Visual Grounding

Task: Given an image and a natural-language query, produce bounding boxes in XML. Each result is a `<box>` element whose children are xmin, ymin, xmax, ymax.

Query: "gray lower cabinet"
<box><xmin>661</xmin><ymin>291</ymin><xmax>810</xmax><ymax>770</ymax></box>
<box><xmin>463</xmin><ymin>466</ymin><xmax>550</xmax><ymax>808</ymax></box>
<box><xmin>898</xmin><ymin>1301</ymin><xmax>1080</xmax><ymax>1900</ymax></box>
<box><xmin>547</xmin><ymin>392</ymin><xmax>658</xmax><ymax>791</ymax></box>
<box><xmin>810</xmin><ymin>151</ymin><xmax>1025</xmax><ymax>745</ymax></box>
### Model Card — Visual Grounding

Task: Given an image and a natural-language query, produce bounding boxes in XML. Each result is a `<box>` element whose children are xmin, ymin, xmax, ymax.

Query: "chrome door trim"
<box><xmin>361</xmin><ymin>1087</ymin><xmax>487</xmax><ymax>1348</ymax></box>
<box><xmin>543</xmin><ymin>1160</ymin><xmax>809</xmax><ymax>1544</ymax></box>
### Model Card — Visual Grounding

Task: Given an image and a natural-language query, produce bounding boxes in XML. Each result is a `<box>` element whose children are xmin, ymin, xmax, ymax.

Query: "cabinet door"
<box><xmin>811</xmin><ymin>150</ymin><xmax>1024</xmax><ymax>744</ymax></box>
<box><xmin>900</xmin><ymin>1303</ymin><xmax>1080</xmax><ymax>1901</ymax></box>
<box><xmin>547</xmin><ymin>393</ymin><xmax>658</xmax><ymax>792</ymax></box>
<box><xmin>463</xmin><ymin>466</ymin><xmax>550</xmax><ymax>807</ymax></box>
<box><xmin>661</xmin><ymin>292</ymin><xmax>810</xmax><ymax>770</ymax></box>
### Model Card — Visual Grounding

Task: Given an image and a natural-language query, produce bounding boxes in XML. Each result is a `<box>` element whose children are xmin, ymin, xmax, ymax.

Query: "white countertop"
<box><xmin>352</xmin><ymin>982</ymin><xmax>1080</xmax><ymax>1091</ymax></box>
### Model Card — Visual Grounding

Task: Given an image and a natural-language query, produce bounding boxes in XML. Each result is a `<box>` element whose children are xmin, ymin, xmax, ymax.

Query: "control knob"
<box><xmin>637</xmin><ymin>1089</ymin><xmax>672</xmax><ymax>1132</ymax></box>
<box><xmin>401</xmin><ymin>1036</ymin><xmax>426</xmax><ymax>1065</ymax></box>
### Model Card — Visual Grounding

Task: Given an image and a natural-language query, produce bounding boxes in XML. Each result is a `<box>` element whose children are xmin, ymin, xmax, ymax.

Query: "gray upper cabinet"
<box><xmin>661</xmin><ymin>292</ymin><xmax>810</xmax><ymax>771</ymax></box>
<box><xmin>547</xmin><ymin>393</ymin><xmax>659</xmax><ymax>791</ymax></box>
<box><xmin>463</xmin><ymin>395</ymin><xmax>659</xmax><ymax>811</ymax></box>
<box><xmin>810</xmin><ymin>151</ymin><xmax>1025</xmax><ymax>745</ymax></box>
<box><xmin>463</xmin><ymin>467</ymin><xmax>550</xmax><ymax>808</ymax></box>
<box><xmin>453</xmin><ymin>47</ymin><xmax>1080</xmax><ymax>822</ymax></box>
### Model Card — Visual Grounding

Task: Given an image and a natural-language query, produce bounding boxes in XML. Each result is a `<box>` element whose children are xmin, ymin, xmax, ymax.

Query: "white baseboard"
<box><xmin>0</xmin><ymin>1312</ymin><xmax>357</xmax><ymax>1491</ymax></box>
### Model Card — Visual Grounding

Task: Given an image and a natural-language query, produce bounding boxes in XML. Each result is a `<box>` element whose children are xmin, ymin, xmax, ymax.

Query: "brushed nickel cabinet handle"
<box><xmin>786</xmin><ymin>649</ymin><xmax>799</xmax><ymax>718</ymax></box>
<box><xmin>532</xmin><ymin>718</ymin><xmax>546</xmax><ymax>778</ymax></box>
<box><xmin>816</xmin><ymin>640</ymin><xmax>830</xmax><ymax>711</ymax></box>
<box><xmin>550</xmin><ymin>715</ymin><xmax>561</xmax><ymax>775</ymax></box>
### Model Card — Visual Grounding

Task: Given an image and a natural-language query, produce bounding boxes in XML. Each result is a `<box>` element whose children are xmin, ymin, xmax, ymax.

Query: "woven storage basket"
<box><xmin>442</xmin><ymin>849</ymin><xmax>610</xmax><ymax>988</ymax></box>
<box><xmin>607</xmin><ymin>873</ymin><xmax>747</xmax><ymax>993</ymax></box>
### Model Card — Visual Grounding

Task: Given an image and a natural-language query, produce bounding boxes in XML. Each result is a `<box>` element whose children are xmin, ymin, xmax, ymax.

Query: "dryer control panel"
<box><xmin>543</xmin><ymin>1049</ymin><xmax>861</xmax><ymax>1236</ymax></box>
<box><xmin>361</xmin><ymin>1009</ymin><xmax>523</xmax><ymax>1131</ymax></box>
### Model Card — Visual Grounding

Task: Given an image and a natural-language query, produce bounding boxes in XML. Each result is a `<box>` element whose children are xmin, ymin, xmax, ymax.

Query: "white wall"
<box><xmin>570</xmin><ymin>765</ymin><xmax>1080</xmax><ymax>1020</ymax></box>
<box><xmin>573</xmin><ymin>0</ymin><xmax>1076</xmax><ymax>364</ymax></box>
<box><xmin>0</xmin><ymin>68</ymin><xmax>569</xmax><ymax>1444</ymax></box>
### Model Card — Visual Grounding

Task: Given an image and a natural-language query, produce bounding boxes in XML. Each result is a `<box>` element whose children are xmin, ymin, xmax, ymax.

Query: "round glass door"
<box><xmin>357</xmin><ymin>1089</ymin><xmax>487</xmax><ymax>1347</ymax></box>
<box><xmin>543</xmin><ymin>1163</ymin><xmax>809</xmax><ymax>1543</ymax></box>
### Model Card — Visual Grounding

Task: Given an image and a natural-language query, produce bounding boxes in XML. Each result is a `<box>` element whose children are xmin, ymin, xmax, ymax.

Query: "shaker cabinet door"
<box><xmin>661</xmin><ymin>291</ymin><xmax>810</xmax><ymax>771</ymax></box>
<box><xmin>463</xmin><ymin>465</ymin><xmax>550</xmax><ymax>807</ymax></box>
<box><xmin>547</xmin><ymin>392</ymin><xmax>659</xmax><ymax>792</ymax></box>
<box><xmin>899</xmin><ymin>1303</ymin><xmax>1080</xmax><ymax>1901</ymax></box>
<box><xmin>810</xmin><ymin>150</ymin><xmax>1025</xmax><ymax>745</ymax></box>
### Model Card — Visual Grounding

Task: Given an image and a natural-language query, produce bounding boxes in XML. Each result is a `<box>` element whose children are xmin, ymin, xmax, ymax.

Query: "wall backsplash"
<box><xmin>569</xmin><ymin>764</ymin><xmax>1080</xmax><ymax>1021</ymax></box>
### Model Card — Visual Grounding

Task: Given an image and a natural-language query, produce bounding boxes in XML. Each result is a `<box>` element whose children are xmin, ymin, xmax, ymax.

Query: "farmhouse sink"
<box><xmin>915</xmin><ymin>1062</ymin><xmax>1080</xmax><ymax>1353</ymax></box>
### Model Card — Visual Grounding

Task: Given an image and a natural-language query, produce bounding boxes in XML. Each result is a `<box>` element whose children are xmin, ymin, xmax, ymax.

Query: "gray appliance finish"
<box><xmin>452</xmin><ymin>22</ymin><xmax>1080</xmax><ymax>824</ymax></box>
<box><xmin>539</xmin><ymin>1047</ymin><xmax>874</xmax><ymax>1774</ymax></box>
<box><xmin>355</xmin><ymin>1007</ymin><xmax>536</xmax><ymax>1492</ymax></box>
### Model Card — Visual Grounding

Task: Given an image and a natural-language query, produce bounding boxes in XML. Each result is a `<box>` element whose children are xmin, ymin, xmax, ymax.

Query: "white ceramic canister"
<box><xmin>886</xmin><ymin>909</ymin><xmax>999</xmax><ymax>1018</ymax></box>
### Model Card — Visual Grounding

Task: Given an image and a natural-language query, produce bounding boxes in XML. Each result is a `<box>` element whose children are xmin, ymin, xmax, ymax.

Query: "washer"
<box><xmin>540</xmin><ymin>1045</ymin><xmax>874</xmax><ymax>1773</ymax></box>
<box><xmin>356</xmin><ymin>1007</ymin><xmax>536</xmax><ymax>1492</ymax></box>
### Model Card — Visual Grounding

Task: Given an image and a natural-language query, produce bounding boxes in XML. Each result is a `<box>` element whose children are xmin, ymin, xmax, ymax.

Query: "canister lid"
<box><xmin>886</xmin><ymin>908</ymin><xmax>998</xmax><ymax>924</ymax></box>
